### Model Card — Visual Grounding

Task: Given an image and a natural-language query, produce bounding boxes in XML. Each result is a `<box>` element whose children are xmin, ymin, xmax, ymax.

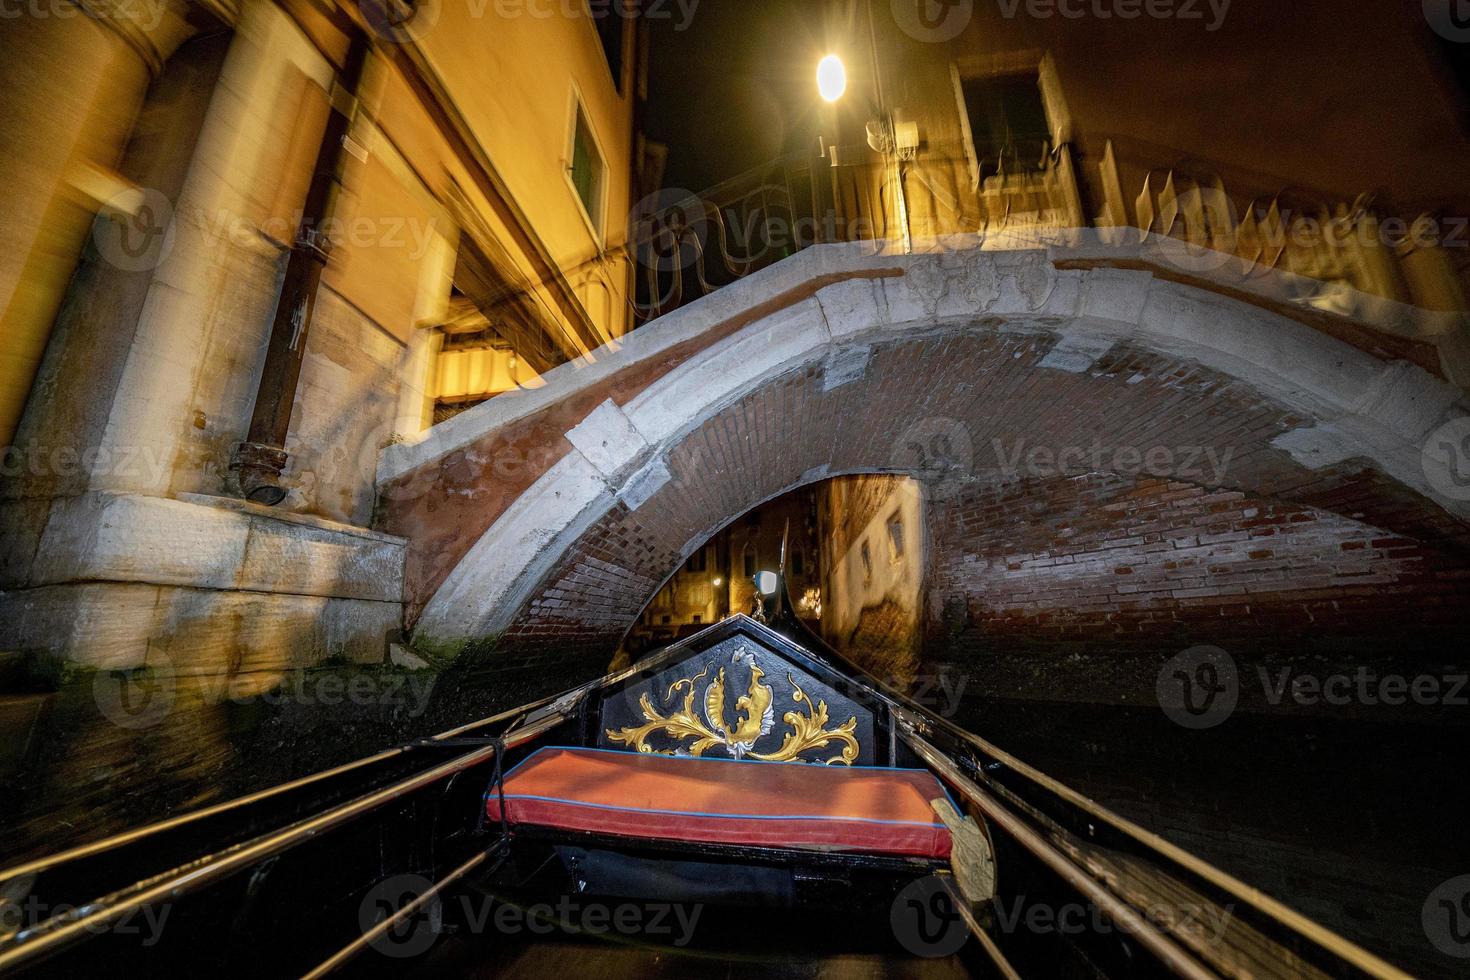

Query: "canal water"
<box><xmin>952</xmin><ymin>698</ymin><xmax>1468</xmax><ymax>977</ymax></box>
<box><xmin>1</xmin><ymin>655</ymin><xmax>1465</xmax><ymax>976</ymax></box>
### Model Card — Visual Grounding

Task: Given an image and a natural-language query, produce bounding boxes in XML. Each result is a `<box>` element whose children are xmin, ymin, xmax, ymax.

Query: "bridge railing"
<box><xmin>394</xmin><ymin>137</ymin><xmax>1470</xmax><ymax>477</ymax></box>
<box><xmin>628</xmin><ymin>143</ymin><xmax>1090</xmax><ymax>324</ymax></box>
<box><xmin>625</xmin><ymin>137</ymin><xmax>1470</xmax><ymax>329</ymax></box>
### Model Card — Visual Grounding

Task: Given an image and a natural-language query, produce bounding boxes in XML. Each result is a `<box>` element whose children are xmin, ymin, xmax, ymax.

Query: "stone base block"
<box><xmin>0</xmin><ymin>491</ymin><xmax>407</xmax><ymax>673</ymax></box>
<box><xmin>0</xmin><ymin>581</ymin><xmax>400</xmax><ymax>673</ymax></box>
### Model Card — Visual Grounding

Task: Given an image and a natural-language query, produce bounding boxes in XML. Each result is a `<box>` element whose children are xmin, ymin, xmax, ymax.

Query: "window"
<box><xmin>685</xmin><ymin>547</ymin><xmax>707</xmax><ymax>573</ymax></box>
<box><xmin>692</xmin><ymin>615</ymin><xmax>702</xmax><ymax>625</ymax></box>
<box><xmin>566</xmin><ymin>95</ymin><xmax>607</xmax><ymax>240</ymax></box>
<box><xmin>592</xmin><ymin>7</ymin><xmax>624</xmax><ymax>90</ymax></box>
<box><xmin>959</xmin><ymin>73</ymin><xmax>1050</xmax><ymax>178</ymax></box>
<box><xmin>743</xmin><ymin>549</ymin><xmax>757</xmax><ymax>578</ymax></box>
<box><xmin>791</xmin><ymin>548</ymin><xmax>804</xmax><ymax>577</ymax></box>
<box><xmin>661</xmin><ymin>615</ymin><xmax>672</xmax><ymax>625</ymax></box>
<box><xmin>886</xmin><ymin>513</ymin><xmax>906</xmax><ymax>561</ymax></box>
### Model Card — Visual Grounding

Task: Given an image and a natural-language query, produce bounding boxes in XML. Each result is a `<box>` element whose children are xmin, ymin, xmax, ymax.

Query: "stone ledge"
<box><xmin>177</xmin><ymin>493</ymin><xmax>407</xmax><ymax>545</ymax></box>
<box><xmin>1049</xmin><ymin>238</ymin><xmax>1467</xmax><ymax>383</ymax></box>
<box><xmin>0</xmin><ymin>581</ymin><xmax>399</xmax><ymax>669</ymax></box>
<box><xmin>4</xmin><ymin>492</ymin><xmax>406</xmax><ymax>603</ymax></box>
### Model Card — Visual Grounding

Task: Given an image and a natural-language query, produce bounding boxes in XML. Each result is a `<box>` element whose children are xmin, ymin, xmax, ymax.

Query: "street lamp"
<box><xmin>816</xmin><ymin>54</ymin><xmax>846</xmax><ymax>103</ymax></box>
<box><xmin>815</xmin><ymin>43</ymin><xmax>911</xmax><ymax>253</ymax></box>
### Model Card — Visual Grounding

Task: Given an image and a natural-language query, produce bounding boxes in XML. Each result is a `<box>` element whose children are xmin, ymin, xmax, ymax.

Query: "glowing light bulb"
<box><xmin>817</xmin><ymin>55</ymin><xmax>846</xmax><ymax>103</ymax></box>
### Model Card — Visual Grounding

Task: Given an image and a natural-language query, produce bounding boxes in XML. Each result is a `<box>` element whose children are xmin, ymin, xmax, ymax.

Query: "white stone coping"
<box><xmin>177</xmin><ymin>492</ymin><xmax>408</xmax><ymax>546</ymax></box>
<box><xmin>380</xmin><ymin>232</ymin><xmax>1469</xmax><ymax>487</ymax></box>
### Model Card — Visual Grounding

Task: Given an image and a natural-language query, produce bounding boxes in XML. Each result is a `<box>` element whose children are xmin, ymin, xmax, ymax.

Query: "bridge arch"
<box><xmin>379</xmin><ymin>243</ymin><xmax>1470</xmax><ymax>660</ymax></box>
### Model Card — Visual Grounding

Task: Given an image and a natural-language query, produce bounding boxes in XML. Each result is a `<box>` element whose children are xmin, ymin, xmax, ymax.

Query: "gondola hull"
<box><xmin>0</xmin><ymin>616</ymin><xmax>1411</xmax><ymax>979</ymax></box>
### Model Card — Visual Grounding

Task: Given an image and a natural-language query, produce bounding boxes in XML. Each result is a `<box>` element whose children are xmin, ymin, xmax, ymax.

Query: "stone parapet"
<box><xmin>0</xmin><ymin>491</ymin><xmax>405</xmax><ymax>667</ymax></box>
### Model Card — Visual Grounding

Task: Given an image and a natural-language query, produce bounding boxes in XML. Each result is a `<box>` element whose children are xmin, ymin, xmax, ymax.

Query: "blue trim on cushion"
<box><xmin>495</xmin><ymin>793</ymin><xmax>947</xmax><ymax>829</ymax></box>
<box><xmin>506</xmin><ymin>744</ymin><xmax>943</xmax><ymax>777</ymax></box>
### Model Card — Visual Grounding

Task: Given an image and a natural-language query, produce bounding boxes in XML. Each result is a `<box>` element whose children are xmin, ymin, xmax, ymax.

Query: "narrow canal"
<box><xmin>3</xmin><ymin>655</ymin><xmax>1463</xmax><ymax>975</ymax></box>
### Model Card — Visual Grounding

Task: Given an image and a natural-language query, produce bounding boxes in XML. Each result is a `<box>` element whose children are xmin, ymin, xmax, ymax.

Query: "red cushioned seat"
<box><xmin>486</xmin><ymin>747</ymin><xmax>952</xmax><ymax>859</ymax></box>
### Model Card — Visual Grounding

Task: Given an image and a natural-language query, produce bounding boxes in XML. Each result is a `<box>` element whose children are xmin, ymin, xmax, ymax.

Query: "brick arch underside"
<box><xmin>491</xmin><ymin>329</ymin><xmax>1470</xmax><ymax>665</ymax></box>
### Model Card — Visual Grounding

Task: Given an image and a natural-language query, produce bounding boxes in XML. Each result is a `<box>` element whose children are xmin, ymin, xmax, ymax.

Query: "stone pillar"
<box><xmin>79</xmin><ymin>0</ymin><xmax>336</xmax><ymax>499</ymax></box>
<box><xmin>1</xmin><ymin>2</ymin><xmax>405</xmax><ymax>672</ymax></box>
<box><xmin>0</xmin><ymin>0</ymin><xmax>196</xmax><ymax>449</ymax></box>
<box><xmin>391</xmin><ymin>227</ymin><xmax>457</xmax><ymax>439</ymax></box>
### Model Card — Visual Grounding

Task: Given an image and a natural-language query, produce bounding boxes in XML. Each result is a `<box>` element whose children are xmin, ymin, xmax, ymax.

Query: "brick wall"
<box><xmin>454</xmin><ymin>328</ymin><xmax>1469</xmax><ymax>684</ymax></box>
<box><xmin>925</xmin><ymin>471</ymin><xmax>1470</xmax><ymax>694</ymax></box>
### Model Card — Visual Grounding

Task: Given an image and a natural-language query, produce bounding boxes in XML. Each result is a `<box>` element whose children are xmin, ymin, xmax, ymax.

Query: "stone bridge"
<box><xmin>375</xmin><ymin>237</ymin><xmax>1470</xmax><ymax>666</ymax></box>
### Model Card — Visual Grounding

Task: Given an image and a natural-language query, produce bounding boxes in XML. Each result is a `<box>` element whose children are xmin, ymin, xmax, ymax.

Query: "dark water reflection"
<box><xmin>0</xmin><ymin>661</ymin><xmax>548</xmax><ymax>865</ymax></box>
<box><xmin>949</xmin><ymin>697</ymin><xmax>1469</xmax><ymax>978</ymax></box>
<box><xmin>2</xmin><ymin>660</ymin><xmax>1465</xmax><ymax>976</ymax></box>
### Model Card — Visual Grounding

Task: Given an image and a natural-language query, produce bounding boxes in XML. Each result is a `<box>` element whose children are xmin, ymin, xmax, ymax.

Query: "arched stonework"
<box><xmin>379</xmin><ymin>246</ymin><xmax>1470</xmax><ymax>660</ymax></box>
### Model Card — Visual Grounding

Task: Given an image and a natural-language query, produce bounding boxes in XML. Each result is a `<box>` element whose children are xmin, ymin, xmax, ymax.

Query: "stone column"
<box><xmin>0</xmin><ymin>0</ymin><xmax>196</xmax><ymax>449</ymax></box>
<box><xmin>79</xmin><ymin>0</ymin><xmax>336</xmax><ymax>499</ymax></box>
<box><xmin>0</xmin><ymin>2</ymin><xmax>406</xmax><ymax>674</ymax></box>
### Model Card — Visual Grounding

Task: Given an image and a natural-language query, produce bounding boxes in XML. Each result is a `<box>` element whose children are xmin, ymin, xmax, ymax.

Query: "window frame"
<box><xmin>951</xmin><ymin>51</ymin><xmax>1072</xmax><ymax>191</ymax></box>
<box><xmin>563</xmin><ymin>82</ymin><xmax>609</xmax><ymax>245</ymax></box>
<box><xmin>886</xmin><ymin>511</ymin><xmax>906</xmax><ymax>562</ymax></box>
<box><xmin>583</xmin><ymin>0</ymin><xmax>627</xmax><ymax>92</ymax></box>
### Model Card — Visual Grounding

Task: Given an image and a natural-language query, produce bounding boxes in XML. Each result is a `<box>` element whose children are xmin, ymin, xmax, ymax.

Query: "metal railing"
<box><xmin>624</xmin><ymin>134</ymin><xmax>1469</xmax><ymax>329</ymax></box>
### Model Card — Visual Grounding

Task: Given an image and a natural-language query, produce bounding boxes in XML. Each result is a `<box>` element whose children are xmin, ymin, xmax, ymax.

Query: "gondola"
<box><xmin>0</xmin><ymin>592</ymin><xmax>1412</xmax><ymax>978</ymax></box>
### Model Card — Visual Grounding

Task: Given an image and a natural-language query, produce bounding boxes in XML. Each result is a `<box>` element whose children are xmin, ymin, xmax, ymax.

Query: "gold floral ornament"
<box><xmin>606</xmin><ymin>647</ymin><xmax>860</xmax><ymax>765</ymax></box>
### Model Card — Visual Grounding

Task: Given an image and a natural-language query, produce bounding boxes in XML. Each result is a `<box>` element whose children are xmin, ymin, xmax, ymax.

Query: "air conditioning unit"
<box><xmin>894</xmin><ymin>120</ymin><xmax>920</xmax><ymax>155</ymax></box>
<box><xmin>865</xmin><ymin>119</ymin><xmax>921</xmax><ymax>158</ymax></box>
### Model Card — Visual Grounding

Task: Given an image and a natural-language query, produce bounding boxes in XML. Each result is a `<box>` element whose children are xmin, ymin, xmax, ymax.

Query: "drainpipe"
<box><xmin>864</xmin><ymin>0</ymin><xmax>910</xmax><ymax>254</ymax></box>
<box><xmin>235</xmin><ymin>32</ymin><xmax>370</xmax><ymax>505</ymax></box>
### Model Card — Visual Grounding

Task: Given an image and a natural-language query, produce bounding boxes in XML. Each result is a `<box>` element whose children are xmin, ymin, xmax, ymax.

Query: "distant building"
<box><xmin>624</xmin><ymin>487</ymin><xmax>822</xmax><ymax>652</ymax></box>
